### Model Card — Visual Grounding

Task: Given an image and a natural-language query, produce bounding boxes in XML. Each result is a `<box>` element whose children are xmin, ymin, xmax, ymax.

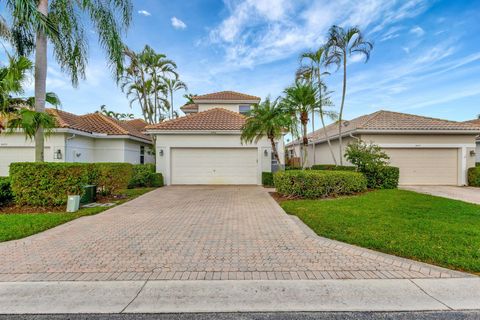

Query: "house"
<box><xmin>146</xmin><ymin>91</ymin><xmax>284</xmax><ymax>185</ymax></box>
<box><xmin>286</xmin><ymin>110</ymin><xmax>480</xmax><ymax>186</ymax></box>
<box><xmin>463</xmin><ymin>118</ymin><xmax>480</xmax><ymax>163</ymax></box>
<box><xmin>0</xmin><ymin>109</ymin><xmax>154</xmax><ymax>176</ymax></box>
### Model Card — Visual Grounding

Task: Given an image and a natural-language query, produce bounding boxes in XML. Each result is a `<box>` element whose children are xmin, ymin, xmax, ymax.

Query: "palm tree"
<box><xmin>164</xmin><ymin>77</ymin><xmax>187</xmax><ymax>119</ymax></box>
<box><xmin>183</xmin><ymin>93</ymin><xmax>197</xmax><ymax>105</ymax></box>
<box><xmin>121</xmin><ymin>46</ymin><xmax>178</xmax><ymax>123</ymax></box>
<box><xmin>241</xmin><ymin>97</ymin><xmax>290</xmax><ymax>165</ymax></box>
<box><xmin>298</xmin><ymin>46</ymin><xmax>338</xmax><ymax>165</ymax></box>
<box><xmin>325</xmin><ymin>25</ymin><xmax>373</xmax><ymax>165</ymax></box>
<box><xmin>5</xmin><ymin>0</ymin><xmax>132</xmax><ymax>161</ymax></box>
<box><xmin>282</xmin><ymin>80</ymin><xmax>317</xmax><ymax>169</ymax></box>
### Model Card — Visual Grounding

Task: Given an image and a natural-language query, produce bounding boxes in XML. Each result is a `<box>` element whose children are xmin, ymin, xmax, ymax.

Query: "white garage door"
<box><xmin>0</xmin><ymin>147</ymin><xmax>35</xmax><ymax>176</ymax></box>
<box><xmin>384</xmin><ymin>148</ymin><xmax>458</xmax><ymax>185</ymax></box>
<box><xmin>171</xmin><ymin>148</ymin><xmax>258</xmax><ymax>185</ymax></box>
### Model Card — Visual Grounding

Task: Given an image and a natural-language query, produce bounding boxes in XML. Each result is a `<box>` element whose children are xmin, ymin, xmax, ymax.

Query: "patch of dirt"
<box><xmin>269</xmin><ymin>192</ymin><xmax>294</xmax><ymax>204</ymax></box>
<box><xmin>0</xmin><ymin>203</ymin><xmax>64</xmax><ymax>214</ymax></box>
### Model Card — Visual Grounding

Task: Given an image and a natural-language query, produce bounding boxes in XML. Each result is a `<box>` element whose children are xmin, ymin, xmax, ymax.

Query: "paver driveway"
<box><xmin>0</xmin><ymin>186</ymin><xmax>466</xmax><ymax>281</ymax></box>
<box><xmin>402</xmin><ymin>185</ymin><xmax>480</xmax><ymax>205</ymax></box>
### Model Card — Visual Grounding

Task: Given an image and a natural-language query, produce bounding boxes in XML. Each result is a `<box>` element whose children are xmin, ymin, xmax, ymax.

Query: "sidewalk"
<box><xmin>1</xmin><ymin>278</ymin><xmax>479</xmax><ymax>314</ymax></box>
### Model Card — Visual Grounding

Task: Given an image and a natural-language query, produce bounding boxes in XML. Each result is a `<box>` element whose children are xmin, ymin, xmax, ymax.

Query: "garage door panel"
<box><xmin>384</xmin><ymin>148</ymin><xmax>458</xmax><ymax>185</ymax></box>
<box><xmin>0</xmin><ymin>147</ymin><xmax>35</xmax><ymax>176</ymax></box>
<box><xmin>171</xmin><ymin>148</ymin><xmax>258</xmax><ymax>185</ymax></box>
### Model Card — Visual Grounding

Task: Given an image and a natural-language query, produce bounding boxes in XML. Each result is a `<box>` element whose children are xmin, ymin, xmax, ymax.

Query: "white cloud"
<box><xmin>138</xmin><ymin>10</ymin><xmax>151</xmax><ymax>16</ymax></box>
<box><xmin>207</xmin><ymin>0</ymin><xmax>431</xmax><ymax>70</ymax></box>
<box><xmin>171</xmin><ymin>17</ymin><xmax>187</xmax><ymax>29</ymax></box>
<box><xmin>410</xmin><ymin>26</ymin><xmax>425</xmax><ymax>36</ymax></box>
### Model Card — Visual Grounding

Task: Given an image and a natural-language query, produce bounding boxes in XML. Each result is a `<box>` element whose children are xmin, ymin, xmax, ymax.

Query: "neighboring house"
<box><xmin>463</xmin><ymin>118</ymin><xmax>480</xmax><ymax>163</ymax></box>
<box><xmin>147</xmin><ymin>91</ymin><xmax>284</xmax><ymax>185</ymax></box>
<box><xmin>0</xmin><ymin>109</ymin><xmax>154</xmax><ymax>176</ymax></box>
<box><xmin>286</xmin><ymin>110</ymin><xmax>480</xmax><ymax>186</ymax></box>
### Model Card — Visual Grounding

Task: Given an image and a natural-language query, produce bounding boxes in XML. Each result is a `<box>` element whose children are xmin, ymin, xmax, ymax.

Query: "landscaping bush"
<box><xmin>345</xmin><ymin>141</ymin><xmax>399</xmax><ymax>189</ymax></box>
<box><xmin>10</xmin><ymin>162</ymin><xmax>93</xmax><ymax>206</ymax></box>
<box><xmin>129</xmin><ymin>164</ymin><xmax>163</xmax><ymax>188</ymax></box>
<box><xmin>468</xmin><ymin>166</ymin><xmax>480</xmax><ymax>187</ymax></box>
<box><xmin>262</xmin><ymin>172</ymin><xmax>274</xmax><ymax>187</ymax></box>
<box><xmin>93</xmin><ymin>163</ymin><xmax>133</xmax><ymax>195</ymax></box>
<box><xmin>363</xmin><ymin>166</ymin><xmax>399</xmax><ymax>189</ymax></box>
<box><xmin>0</xmin><ymin>177</ymin><xmax>13</xmax><ymax>206</ymax></box>
<box><xmin>311</xmin><ymin>164</ymin><xmax>356</xmax><ymax>171</ymax></box>
<box><xmin>274</xmin><ymin>170</ymin><xmax>367</xmax><ymax>199</ymax></box>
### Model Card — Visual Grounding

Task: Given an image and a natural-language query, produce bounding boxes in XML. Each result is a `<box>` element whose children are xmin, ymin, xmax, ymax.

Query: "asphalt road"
<box><xmin>0</xmin><ymin>312</ymin><xmax>479</xmax><ymax>320</ymax></box>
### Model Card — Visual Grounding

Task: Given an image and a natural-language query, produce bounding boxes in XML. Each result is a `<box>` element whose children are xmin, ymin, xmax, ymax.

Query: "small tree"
<box><xmin>345</xmin><ymin>140</ymin><xmax>389</xmax><ymax>172</ymax></box>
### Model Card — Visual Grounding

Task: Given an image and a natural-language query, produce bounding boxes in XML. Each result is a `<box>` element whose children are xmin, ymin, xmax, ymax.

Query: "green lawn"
<box><xmin>0</xmin><ymin>188</ymin><xmax>155</xmax><ymax>242</ymax></box>
<box><xmin>280</xmin><ymin>189</ymin><xmax>480</xmax><ymax>274</ymax></box>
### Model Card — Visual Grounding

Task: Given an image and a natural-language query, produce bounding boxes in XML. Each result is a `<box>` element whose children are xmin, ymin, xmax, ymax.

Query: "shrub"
<box><xmin>0</xmin><ymin>177</ymin><xmax>13</xmax><ymax>206</ymax></box>
<box><xmin>311</xmin><ymin>164</ymin><xmax>356</xmax><ymax>171</ymax></box>
<box><xmin>262</xmin><ymin>172</ymin><xmax>274</xmax><ymax>187</ymax></box>
<box><xmin>93</xmin><ymin>163</ymin><xmax>133</xmax><ymax>195</ymax></box>
<box><xmin>468</xmin><ymin>167</ymin><xmax>480</xmax><ymax>187</ymax></box>
<box><xmin>10</xmin><ymin>162</ymin><xmax>93</xmax><ymax>206</ymax></box>
<box><xmin>363</xmin><ymin>166</ymin><xmax>399</xmax><ymax>189</ymax></box>
<box><xmin>129</xmin><ymin>164</ymin><xmax>163</xmax><ymax>188</ymax></box>
<box><xmin>274</xmin><ymin>170</ymin><xmax>367</xmax><ymax>199</ymax></box>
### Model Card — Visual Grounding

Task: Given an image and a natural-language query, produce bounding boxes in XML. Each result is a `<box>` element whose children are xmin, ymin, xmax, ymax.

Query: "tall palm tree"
<box><xmin>164</xmin><ymin>77</ymin><xmax>187</xmax><ymax>119</ymax></box>
<box><xmin>282</xmin><ymin>80</ymin><xmax>317</xmax><ymax>169</ymax></box>
<box><xmin>298</xmin><ymin>46</ymin><xmax>338</xmax><ymax>165</ymax></box>
<box><xmin>326</xmin><ymin>25</ymin><xmax>373</xmax><ymax>165</ymax></box>
<box><xmin>241</xmin><ymin>97</ymin><xmax>290</xmax><ymax>165</ymax></box>
<box><xmin>5</xmin><ymin>0</ymin><xmax>132</xmax><ymax>161</ymax></box>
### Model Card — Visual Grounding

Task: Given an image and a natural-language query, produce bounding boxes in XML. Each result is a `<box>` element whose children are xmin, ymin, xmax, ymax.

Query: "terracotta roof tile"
<box><xmin>180</xmin><ymin>103</ymin><xmax>198</xmax><ymax>113</ymax></box>
<box><xmin>146</xmin><ymin>108</ymin><xmax>246</xmax><ymax>131</ymax></box>
<box><xmin>45</xmin><ymin>108</ymin><xmax>151</xmax><ymax>142</ymax></box>
<box><xmin>289</xmin><ymin>110</ymin><xmax>480</xmax><ymax>145</ymax></box>
<box><xmin>193</xmin><ymin>91</ymin><xmax>260</xmax><ymax>101</ymax></box>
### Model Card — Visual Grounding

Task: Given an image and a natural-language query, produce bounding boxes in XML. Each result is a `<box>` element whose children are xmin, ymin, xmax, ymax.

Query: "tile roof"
<box><xmin>180</xmin><ymin>103</ymin><xmax>198</xmax><ymax>113</ymax></box>
<box><xmin>46</xmin><ymin>109</ymin><xmax>151</xmax><ymax>142</ymax></box>
<box><xmin>193</xmin><ymin>91</ymin><xmax>260</xmax><ymax>101</ymax></box>
<box><xmin>289</xmin><ymin>110</ymin><xmax>480</xmax><ymax>146</ymax></box>
<box><xmin>146</xmin><ymin>108</ymin><xmax>246</xmax><ymax>131</ymax></box>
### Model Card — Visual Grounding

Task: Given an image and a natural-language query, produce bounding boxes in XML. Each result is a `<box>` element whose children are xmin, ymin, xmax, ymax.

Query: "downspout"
<box><xmin>65</xmin><ymin>134</ymin><xmax>76</xmax><ymax>162</ymax></box>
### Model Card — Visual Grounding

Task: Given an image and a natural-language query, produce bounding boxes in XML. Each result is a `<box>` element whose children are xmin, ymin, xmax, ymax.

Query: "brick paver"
<box><xmin>0</xmin><ymin>186</ymin><xmax>469</xmax><ymax>281</ymax></box>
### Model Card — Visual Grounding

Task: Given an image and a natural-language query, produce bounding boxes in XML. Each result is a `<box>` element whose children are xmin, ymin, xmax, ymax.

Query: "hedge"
<box><xmin>0</xmin><ymin>177</ymin><xmax>12</xmax><ymax>206</ymax></box>
<box><xmin>468</xmin><ymin>166</ymin><xmax>480</xmax><ymax>187</ymax></box>
<box><xmin>311</xmin><ymin>164</ymin><xmax>356</xmax><ymax>171</ymax></box>
<box><xmin>362</xmin><ymin>166</ymin><xmax>400</xmax><ymax>189</ymax></box>
<box><xmin>91</xmin><ymin>163</ymin><xmax>133</xmax><ymax>195</ymax></box>
<box><xmin>10</xmin><ymin>163</ymin><xmax>94</xmax><ymax>206</ymax></box>
<box><xmin>274</xmin><ymin>170</ymin><xmax>367</xmax><ymax>199</ymax></box>
<box><xmin>129</xmin><ymin>164</ymin><xmax>164</xmax><ymax>188</ymax></box>
<box><xmin>262</xmin><ymin>172</ymin><xmax>274</xmax><ymax>187</ymax></box>
<box><xmin>10</xmin><ymin>162</ymin><xmax>135</xmax><ymax>206</ymax></box>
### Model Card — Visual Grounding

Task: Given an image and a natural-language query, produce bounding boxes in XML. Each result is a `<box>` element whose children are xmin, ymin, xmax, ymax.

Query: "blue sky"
<box><xmin>6</xmin><ymin>0</ymin><xmax>480</xmax><ymax>124</ymax></box>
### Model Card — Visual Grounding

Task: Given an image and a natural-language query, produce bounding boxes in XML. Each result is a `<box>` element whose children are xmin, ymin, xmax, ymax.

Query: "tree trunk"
<box><xmin>34</xmin><ymin>0</ymin><xmax>48</xmax><ymax>162</ymax></box>
<box><xmin>317</xmin><ymin>63</ymin><xmax>337</xmax><ymax>165</ymax></box>
<box><xmin>268</xmin><ymin>135</ymin><xmax>281</xmax><ymax>166</ymax></box>
<box><xmin>170</xmin><ymin>88</ymin><xmax>174</xmax><ymax>119</ymax></box>
<box><xmin>311</xmin><ymin>110</ymin><xmax>315</xmax><ymax>165</ymax></box>
<box><xmin>338</xmin><ymin>53</ymin><xmax>347</xmax><ymax>166</ymax></box>
<box><xmin>301</xmin><ymin>111</ymin><xmax>309</xmax><ymax>169</ymax></box>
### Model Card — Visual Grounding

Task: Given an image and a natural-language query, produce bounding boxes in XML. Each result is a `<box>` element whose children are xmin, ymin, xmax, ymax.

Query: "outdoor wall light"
<box><xmin>264</xmin><ymin>149</ymin><xmax>269</xmax><ymax>157</ymax></box>
<box><xmin>54</xmin><ymin>149</ymin><xmax>62</xmax><ymax>160</ymax></box>
<box><xmin>159</xmin><ymin>149</ymin><xmax>164</xmax><ymax>156</ymax></box>
<box><xmin>470</xmin><ymin>150</ymin><xmax>476</xmax><ymax>157</ymax></box>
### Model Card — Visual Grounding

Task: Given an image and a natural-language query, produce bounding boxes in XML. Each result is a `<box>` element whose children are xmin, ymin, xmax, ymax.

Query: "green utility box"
<box><xmin>80</xmin><ymin>185</ymin><xmax>97</xmax><ymax>204</ymax></box>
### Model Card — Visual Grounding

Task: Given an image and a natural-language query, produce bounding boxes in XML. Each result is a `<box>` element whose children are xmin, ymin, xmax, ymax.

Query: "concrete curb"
<box><xmin>0</xmin><ymin>278</ymin><xmax>479</xmax><ymax>314</ymax></box>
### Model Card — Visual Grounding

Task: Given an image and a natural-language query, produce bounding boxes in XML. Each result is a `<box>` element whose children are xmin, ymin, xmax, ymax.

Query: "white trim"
<box><xmin>378</xmin><ymin>143</ymin><xmax>476</xmax><ymax>148</ymax></box>
<box><xmin>461</xmin><ymin>147</ymin><xmax>467</xmax><ymax>186</ymax></box>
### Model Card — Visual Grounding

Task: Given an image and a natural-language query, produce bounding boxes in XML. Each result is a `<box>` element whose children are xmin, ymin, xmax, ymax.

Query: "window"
<box><xmin>140</xmin><ymin>146</ymin><xmax>145</xmax><ymax>164</ymax></box>
<box><xmin>239</xmin><ymin>105</ymin><xmax>251</xmax><ymax>115</ymax></box>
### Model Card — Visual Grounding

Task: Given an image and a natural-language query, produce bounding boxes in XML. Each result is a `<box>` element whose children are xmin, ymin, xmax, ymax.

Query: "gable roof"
<box><xmin>146</xmin><ymin>108</ymin><xmax>246</xmax><ymax>131</ymax></box>
<box><xmin>193</xmin><ymin>91</ymin><xmax>260</xmax><ymax>102</ymax></box>
<box><xmin>46</xmin><ymin>109</ymin><xmax>151</xmax><ymax>142</ymax></box>
<box><xmin>288</xmin><ymin>110</ymin><xmax>480</xmax><ymax>146</ymax></box>
<box><xmin>179</xmin><ymin>103</ymin><xmax>198</xmax><ymax>113</ymax></box>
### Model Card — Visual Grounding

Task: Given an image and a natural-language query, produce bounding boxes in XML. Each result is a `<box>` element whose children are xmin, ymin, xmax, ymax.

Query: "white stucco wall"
<box><xmin>197</xmin><ymin>103</ymin><xmax>253</xmax><ymax>113</ymax></box>
<box><xmin>0</xmin><ymin>131</ymin><xmax>154</xmax><ymax>176</ymax></box>
<box><xmin>152</xmin><ymin>133</ymin><xmax>277</xmax><ymax>185</ymax></box>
